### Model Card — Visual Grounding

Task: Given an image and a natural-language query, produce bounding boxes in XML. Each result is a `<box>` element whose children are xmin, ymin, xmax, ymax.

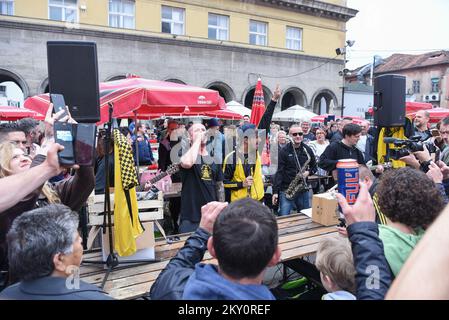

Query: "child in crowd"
<box><xmin>315</xmin><ymin>236</ymin><xmax>356</xmax><ymax>300</ymax></box>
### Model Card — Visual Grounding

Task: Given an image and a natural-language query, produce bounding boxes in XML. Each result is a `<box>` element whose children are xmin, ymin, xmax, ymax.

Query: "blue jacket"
<box><xmin>0</xmin><ymin>276</ymin><xmax>113</xmax><ymax>300</ymax></box>
<box><xmin>322</xmin><ymin>290</ymin><xmax>356</xmax><ymax>300</ymax></box>
<box><xmin>183</xmin><ymin>264</ymin><xmax>275</xmax><ymax>300</ymax></box>
<box><xmin>133</xmin><ymin>135</ymin><xmax>154</xmax><ymax>165</ymax></box>
<box><xmin>347</xmin><ymin>222</ymin><xmax>392</xmax><ymax>300</ymax></box>
<box><xmin>149</xmin><ymin>228</ymin><xmax>210</xmax><ymax>300</ymax></box>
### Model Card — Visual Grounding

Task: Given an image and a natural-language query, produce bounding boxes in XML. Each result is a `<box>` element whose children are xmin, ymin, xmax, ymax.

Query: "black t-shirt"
<box><xmin>242</xmin><ymin>153</ymin><xmax>254</xmax><ymax>177</ymax></box>
<box><xmin>180</xmin><ymin>156</ymin><xmax>224</xmax><ymax>222</ymax></box>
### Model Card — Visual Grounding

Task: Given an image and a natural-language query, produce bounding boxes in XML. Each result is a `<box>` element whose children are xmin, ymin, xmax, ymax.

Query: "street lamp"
<box><xmin>336</xmin><ymin>40</ymin><xmax>355</xmax><ymax>117</ymax></box>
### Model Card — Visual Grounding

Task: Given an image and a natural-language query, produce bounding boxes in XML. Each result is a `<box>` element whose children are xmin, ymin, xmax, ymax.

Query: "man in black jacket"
<box><xmin>319</xmin><ymin>123</ymin><xmax>366</xmax><ymax>178</ymax></box>
<box><xmin>149</xmin><ymin>201</ymin><xmax>228</xmax><ymax>300</ymax></box>
<box><xmin>273</xmin><ymin>124</ymin><xmax>317</xmax><ymax>216</ymax></box>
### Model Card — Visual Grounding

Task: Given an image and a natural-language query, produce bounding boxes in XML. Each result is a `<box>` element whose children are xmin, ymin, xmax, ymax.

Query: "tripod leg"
<box><xmin>78</xmin><ymin>205</ymin><xmax>89</xmax><ymax>250</ymax></box>
<box><xmin>100</xmin><ymin>252</ymin><xmax>119</xmax><ymax>289</ymax></box>
<box><xmin>100</xmin><ymin>266</ymin><xmax>112</xmax><ymax>290</ymax></box>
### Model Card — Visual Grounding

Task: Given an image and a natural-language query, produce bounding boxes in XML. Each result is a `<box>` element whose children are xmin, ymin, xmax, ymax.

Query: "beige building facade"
<box><xmin>0</xmin><ymin>0</ymin><xmax>357</xmax><ymax>113</ymax></box>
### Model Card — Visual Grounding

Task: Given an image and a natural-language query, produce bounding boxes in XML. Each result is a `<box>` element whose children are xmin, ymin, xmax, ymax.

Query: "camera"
<box><xmin>384</xmin><ymin>135</ymin><xmax>437</xmax><ymax>160</ymax></box>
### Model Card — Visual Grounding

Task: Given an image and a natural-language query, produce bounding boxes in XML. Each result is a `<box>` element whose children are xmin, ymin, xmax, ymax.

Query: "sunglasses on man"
<box><xmin>291</xmin><ymin>132</ymin><xmax>303</xmax><ymax>137</ymax></box>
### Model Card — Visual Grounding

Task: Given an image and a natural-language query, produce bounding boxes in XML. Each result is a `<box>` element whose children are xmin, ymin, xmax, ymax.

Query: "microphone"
<box><xmin>383</xmin><ymin>137</ymin><xmax>398</xmax><ymax>144</ymax></box>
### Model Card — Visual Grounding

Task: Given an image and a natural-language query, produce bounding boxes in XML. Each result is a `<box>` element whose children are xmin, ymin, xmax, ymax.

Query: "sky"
<box><xmin>3</xmin><ymin>0</ymin><xmax>449</xmax><ymax>106</ymax></box>
<box><xmin>1</xmin><ymin>82</ymin><xmax>23</xmax><ymax>107</ymax></box>
<box><xmin>346</xmin><ymin>0</ymin><xmax>449</xmax><ymax>70</ymax></box>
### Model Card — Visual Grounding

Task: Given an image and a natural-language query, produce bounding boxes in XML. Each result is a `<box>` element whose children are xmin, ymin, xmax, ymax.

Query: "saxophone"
<box><xmin>285</xmin><ymin>145</ymin><xmax>311</xmax><ymax>200</ymax></box>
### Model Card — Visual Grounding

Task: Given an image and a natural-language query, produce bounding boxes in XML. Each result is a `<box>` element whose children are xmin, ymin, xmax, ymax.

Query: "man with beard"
<box><xmin>414</xmin><ymin>110</ymin><xmax>431</xmax><ymax>141</ymax></box>
<box><xmin>178</xmin><ymin>123</ymin><xmax>224</xmax><ymax>233</ymax></box>
<box><xmin>272</xmin><ymin>124</ymin><xmax>317</xmax><ymax>215</ymax></box>
<box><xmin>18</xmin><ymin>118</ymin><xmax>43</xmax><ymax>157</ymax></box>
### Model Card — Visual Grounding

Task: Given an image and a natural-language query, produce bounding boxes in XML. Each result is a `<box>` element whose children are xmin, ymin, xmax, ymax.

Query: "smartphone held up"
<box><xmin>54</xmin><ymin>121</ymin><xmax>76</xmax><ymax>166</ymax></box>
<box><xmin>53</xmin><ymin>120</ymin><xmax>96</xmax><ymax>167</ymax></box>
<box><xmin>50</xmin><ymin>93</ymin><xmax>69</xmax><ymax>120</ymax></box>
<box><xmin>50</xmin><ymin>93</ymin><xmax>96</xmax><ymax>167</ymax></box>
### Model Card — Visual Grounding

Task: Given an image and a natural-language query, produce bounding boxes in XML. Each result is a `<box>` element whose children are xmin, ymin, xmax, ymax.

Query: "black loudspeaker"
<box><xmin>373</xmin><ymin>74</ymin><xmax>406</xmax><ymax>127</ymax></box>
<box><xmin>47</xmin><ymin>41</ymin><xmax>100</xmax><ymax>123</ymax></box>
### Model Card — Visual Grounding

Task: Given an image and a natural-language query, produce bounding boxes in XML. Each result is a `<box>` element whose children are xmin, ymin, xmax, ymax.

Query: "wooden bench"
<box><xmin>80</xmin><ymin>213</ymin><xmax>337</xmax><ymax>300</ymax></box>
<box><xmin>85</xmin><ymin>191</ymin><xmax>165</xmax><ymax>255</ymax></box>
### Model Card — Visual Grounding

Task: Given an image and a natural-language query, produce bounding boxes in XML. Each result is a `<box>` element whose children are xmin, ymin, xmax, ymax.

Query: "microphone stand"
<box><xmin>82</xmin><ymin>103</ymin><xmax>159</xmax><ymax>290</ymax></box>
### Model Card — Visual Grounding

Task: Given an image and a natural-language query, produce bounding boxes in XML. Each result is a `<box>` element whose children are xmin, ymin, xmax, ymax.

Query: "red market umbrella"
<box><xmin>405</xmin><ymin>101</ymin><xmax>433</xmax><ymax>113</ymax></box>
<box><xmin>25</xmin><ymin>77</ymin><xmax>224</xmax><ymax>124</ymax></box>
<box><xmin>124</xmin><ymin>109</ymin><xmax>242</xmax><ymax>120</ymax></box>
<box><xmin>310</xmin><ymin>114</ymin><xmax>364</xmax><ymax>124</ymax></box>
<box><xmin>0</xmin><ymin>106</ymin><xmax>44</xmax><ymax>121</ymax></box>
<box><xmin>249</xmin><ymin>78</ymin><xmax>265</xmax><ymax>126</ymax></box>
<box><xmin>204</xmin><ymin>100</ymin><xmax>243</xmax><ymax>120</ymax></box>
<box><xmin>204</xmin><ymin>110</ymin><xmax>242</xmax><ymax>120</ymax></box>
<box><xmin>117</xmin><ymin>98</ymin><xmax>241</xmax><ymax>120</ymax></box>
<box><xmin>310</xmin><ymin>114</ymin><xmax>340</xmax><ymax>123</ymax></box>
<box><xmin>409</xmin><ymin>107</ymin><xmax>449</xmax><ymax>124</ymax></box>
<box><xmin>367</xmin><ymin>102</ymin><xmax>433</xmax><ymax>116</ymax></box>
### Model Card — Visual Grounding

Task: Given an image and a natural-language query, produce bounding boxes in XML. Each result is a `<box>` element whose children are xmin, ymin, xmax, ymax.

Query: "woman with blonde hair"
<box><xmin>0</xmin><ymin>142</ymin><xmax>60</xmax><ymax>204</ymax></box>
<box><xmin>0</xmin><ymin>141</ymin><xmax>94</xmax><ymax>282</ymax></box>
<box><xmin>0</xmin><ymin>142</ymin><xmax>32</xmax><ymax>178</ymax></box>
<box><xmin>0</xmin><ymin>106</ymin><xmax>95</xmax><ymax>283</ymax></box>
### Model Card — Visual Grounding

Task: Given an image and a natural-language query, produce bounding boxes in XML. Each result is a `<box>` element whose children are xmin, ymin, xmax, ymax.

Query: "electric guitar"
<box><xmin>136</xmin><ymin>163</ymin><xmax>180</xmax><ymax>200</ymax></box>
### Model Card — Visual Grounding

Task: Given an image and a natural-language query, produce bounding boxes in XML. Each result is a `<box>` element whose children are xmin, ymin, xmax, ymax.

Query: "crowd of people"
<box><xmin>1</xmin><ymin>88</ymin><xmax>449</xmax><ymax>301</ymax></box>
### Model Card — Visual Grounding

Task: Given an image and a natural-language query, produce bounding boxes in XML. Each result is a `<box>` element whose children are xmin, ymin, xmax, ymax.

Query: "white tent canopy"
<box><xmin>272</xmin><ymin>105</ymin><xmax>318</xmax><ymax>122</ymax></box>
<box><xmin>226</xmin><ymin>100</ymin><xmax>252</xmax><ymax>117</ymax></box>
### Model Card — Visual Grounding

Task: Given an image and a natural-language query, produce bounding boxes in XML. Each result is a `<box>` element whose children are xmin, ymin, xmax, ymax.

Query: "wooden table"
<box><xmin>80</xmin><ymin>213</ymin><xmax>337</xmax><ymax>300</ymax></box>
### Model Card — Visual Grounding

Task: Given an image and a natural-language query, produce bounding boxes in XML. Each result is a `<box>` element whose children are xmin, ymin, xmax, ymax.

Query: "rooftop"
<box><xmin>376</xmin><ymin>50</ymin><xmax>449</xmax><ymax>73</ymax></box>
<box><xmin>254</xmin><ymin>0</ymin><xmax>358</xmax><ymax>22</ymax></box>
<box><xmin>345</xmin><ymin>82</ymin><xmax>373</xmax><ymax>93</ymax></box>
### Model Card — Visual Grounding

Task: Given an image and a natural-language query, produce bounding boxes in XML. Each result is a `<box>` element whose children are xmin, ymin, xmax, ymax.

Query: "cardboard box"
<box><xmin>101</xmin><ymin>221</ymin><xmax>155</xmax><ymax>263</ymax></box>
<box><xmin>312</xmin><ymin>193</ymin><xmax>340</xmax><ymax>226</ymax></box>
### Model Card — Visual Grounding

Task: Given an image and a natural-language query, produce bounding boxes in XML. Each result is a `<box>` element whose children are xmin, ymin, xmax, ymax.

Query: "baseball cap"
<box><xmin>208</xmin><ymin>118</ymin><xmax>219</xmax><ymax>128</ymax></box>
